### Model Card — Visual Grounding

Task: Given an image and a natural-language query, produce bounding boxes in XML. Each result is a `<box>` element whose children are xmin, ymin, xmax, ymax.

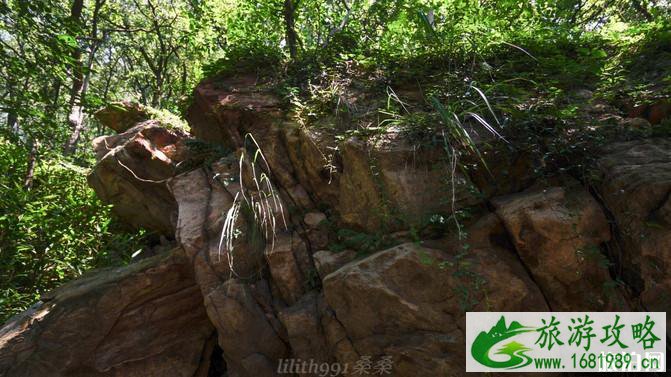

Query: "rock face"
<box><xmin>94</xmin><ymin>101</ymin><xmax>150</xmax><ymax>133</ymax></box>
<box><xmin>0</xmin><ymin>249</ymin><xmax>214</xmax><ymax>377</ymax></box>
<box><xmin>492</xmin><ymin>178</ymin><xmax>629</xmax><ymax>311</ymax></box>
<box><xmin>168</xmin><ymin>156</ymin><xmax>305</xmax><ymax>375</ymax></box>
<box><xmin>88</xmin><ymin>120</ymin><xmax>188</xmax><ymax>235</ymax></box>
<box><xmin>313</xmin><ymin>249</ymin><xmax>357</xmax><ymax>279</ymax></box>
<box><xmin>596</xmin><ymin>139</ymin><xmax>671</xmax><ymax>316</ymax></box>
<box><xmin>3</xmin><ymin>75</ymin><xmax>671</xmax><ymax>377</ymax></box>
<box><xmin>336</xmin><ymin>134</ymin><xmax>479</xmax><ymax>231</ymax></box>
<box><xmin>187</xmin><ymin>76</ymin><xmax>479</xmax><ymax>233</ymax></box>
<box><xmin>323</xmin><ymin>216</ymin><xmax>548</xmax><ymax>377</ymax></box>
<box><xmin>205</xmin><ymin>279</ymin><xmax>288</xmax><ymax>377</ymax></box>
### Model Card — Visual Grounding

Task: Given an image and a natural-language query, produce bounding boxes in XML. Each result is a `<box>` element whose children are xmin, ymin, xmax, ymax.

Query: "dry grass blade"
<box><xmin>465</xmin><ymin>111</ymin><xmax>508</xmax><ymax>142</ymax></box>
<box><xmin>469</xmin><ymin>85</ymin><xmax>501</xmax><ymax>126</ymax></box>
<box><xmin>217</xmin><ymin>133</ymin><xmax>288</xmax><ymax>276</ymax></box>
<box><xmin>500</xmin><ymin>40</ymin><xmax>538</xmax><ymax>61</ymax></box>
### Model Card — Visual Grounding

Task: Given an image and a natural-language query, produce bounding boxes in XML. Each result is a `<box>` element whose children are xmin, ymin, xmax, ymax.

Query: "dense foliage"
<box><xmin>1</xmin><ymin>0</ymin><xmax>670</xmax><ymax>321</ymax></box>
<box><xmin>0</xmin><ymin>135</ymin><xmax>146</xmax><ymax>321</ymax></box>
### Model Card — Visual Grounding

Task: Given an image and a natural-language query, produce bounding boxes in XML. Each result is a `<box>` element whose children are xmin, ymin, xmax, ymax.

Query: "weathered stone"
<box><xmin>278</xmin><ymin>292</ymin><xmax>333</xmax><ymax>370</ymax></box>
<box><xmin>88</xmin><ymin>121</ymin><xmax>188</xmax><ymax>235</ymax></box>
<box><xmin>188</xmin><ymin>79</ymin><xmax>481</xmax><ymax>233</ymax></box>
<box><xmin>169</xmin><ymin>166</ymin><xmax>268</xmax><ymax>295</ymax></box>
<box><xmin>204</xmin><ymin>279</ymin><xmax>288</xmax><ymax>377</ymax></box>
<box><xmin>323</xmin><ymin>215</ymin><xmax>548</xmax><ymax>376</ymax></box>
<box><xmin>94</xmin><ymin>101</ymin><xmax>150</xmax><ymax>133</ymax></box>
<box><xmin>338</xmin><ymin>134</ymin><xmax>480</xmax><ymax>232</ymax></box>
<box><xmin>306</xmin><ymin>228</ymin><xmax>330</xmax><ymax>251</ymax></box>
<box><xmin>186</xmin><ymin>75</ymin><xmax>310</xmax><ymax>210</ymax></box>
<box><xmin>320</xmin><ymin>306</ymin><xmax>359</xmax><ymax>369</ymax></box>
<box><xmin>0</xmin><ymin>250</ymin><xmax>214</xmax><ymax>377</ymax></box>
<box><xmin>19</xmin><ymin>73</ymin><xmax>671</xmax><ymax>377</ymax></box>
<box><xmin>596</xmin><ymin>139</ymin><xmax>671</xmax><ymax>318</ymax></box>
<box><xmin>283</xmin><ymin>124</ymin><xmax>341</xmax><ymax>208</ymax></box>
<box><xmin>620</xmin><ymin>117</ymin><xmax>652</xmax><ymax>129</ymax></box>
<box><xmin>304</xmin><ymin>212</ymin><xmax>327</xmax><ymax>229</ymax></box>
<box><xmin>267</xmin><ymin>232</ymin><xmax>305</xmax><ymax>305</ymax></box>
<box><xmin>493</xmin><ymin>178</ymin><xmax>628</xmax><ymax>311</ymax></box>
<box><xmin>286</xmin><ymin>184</ymin><xmax>315</xmax><ymax>213</ymax></box>
<box><xmin>313</xmin><ymin>249</ymin><xmax>357</xmax><ymax>279</ymax></box>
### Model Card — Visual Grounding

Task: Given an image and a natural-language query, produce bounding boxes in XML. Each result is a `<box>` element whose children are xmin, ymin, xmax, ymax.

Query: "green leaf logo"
<box><xmin>471</xmin><ymin>316</ymin><xmax>536</xmax><ymax>369</ymax></box>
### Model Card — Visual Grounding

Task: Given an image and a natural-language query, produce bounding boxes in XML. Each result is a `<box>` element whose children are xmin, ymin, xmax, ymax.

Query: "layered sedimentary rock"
<box><xmin>94</xmin><ymin>101</ymin><xmax>151</xmax><ymax>133</ymax></box>
<box><xmin>0</xmin><ymin>250</ymin><xmax>214</xmax><ymax>377</ymax></box>
<box><xmin>187</xmin><ymin>76</ymin><xmax>480</xmax><ymax>233</ymax></box>
<box><xmin>596</xmin><ymin>139</ymin><xmax>671</xmax><ymax>321</ymax></box>
<box><xmin>2</xmin><ymin>77</ymin><xmax>671</xmax><ymax>377</ymax></box>
<box><xmin>323</xmin><ymin>215</ymin><xmax>549</xmax><ymax>377</ymax></box>
<box><xmin>88</xmin><ymin>116</ymin><xmax>188</xmax><ymax>236</ymax></box>
<box><xmin>493</xmin><ymin>178</ymin><xmax>630</xmax><ymax>311</ymax></box>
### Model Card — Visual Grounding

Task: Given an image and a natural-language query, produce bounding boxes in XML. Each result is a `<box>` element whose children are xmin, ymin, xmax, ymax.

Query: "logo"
<box><xmin>471</xmin><ymin>316</ymin><xmax>536</xmax><ymax>369</ymax></box>
<box><xmin>466</xmin><ymin>312</ymin><xmax>666</xmax><ymax>373</ymax></box>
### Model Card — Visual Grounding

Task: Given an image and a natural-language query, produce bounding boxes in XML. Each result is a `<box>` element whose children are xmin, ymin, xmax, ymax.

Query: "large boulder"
<box><xmin>492</xmin><ymin>178</ymin><xmax>629</xmax><ymax>311</ymax></box>
<box><xmin>596</xmin><ymin>138</ymin><xmax>671</xmax><ymax>316</ymax></box>
<box><xmin>168</xmin><ymin>164</ymin><xmax>282</xmax><ymax>296</ymax></box>
<box><xmin>322</xmin><ymin>215</ymin><xmax>548</xmax><ymax>377</ymax></box>
<box><xmin>88</xmin><ymin>121</ymin><xmax>188</xmax><ymax>235</ymax></box>
<box><xmin>0</xmin><ymin>250</ymin><xmax>214</xmax><ymax>377</ymax></box>
<box><xmin>94</xmin><ymin>101</ymin><xmax>150</xmax><ymax>134</ymax></box>
<box><xmin>283</xmin><ymin>125</ymin><xmax>341</xmax><ymax>210</ymax></box>
<box><xmin>186</xmin><ymin>75</ymin><xmax>308</xmax><ymax>209</ymax></box>
<box><xmin>11</xmin><ymin>75</ymin><xmax>670</xmax><ymax>377</ymax></box>
<box><xmin>276</xmin><ymin>291</ymin><xmax>363</xmax><ymax>377</ymax></box>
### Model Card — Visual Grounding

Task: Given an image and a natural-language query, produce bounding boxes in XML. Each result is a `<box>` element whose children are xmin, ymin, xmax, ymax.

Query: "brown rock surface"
<box><xmin>313</xmin><ymin>249</ymin><xmax>357</xmax><ymax>279</ymax></box>
<box><xmin>596</xmin><ymin>139</ymin><xmax>671</xmax><ymax>315</ymax></box>
<box><xmin>277</xmin><ymin>292</ymin><xmax>333</xmax><ymax>372</ymax></box>
<box><xmin>337</xmin><ymin>135</ymin><xmax>481</xmax><ymax>231</ymax></box>
<box><xmin>626</xmin><ymin>99</ymin><xmax>671</xmax><ymax>125</ymax></box>
<box><xmin>323</xmin><ymin>215</ymin><xmax>548</xmax><ymax>377</ymax></box>
<box><xmin>88</xmin><ymin>121</ymin><xmax>188</xmax><ymax>235</ymax></box>
<box><xmin>267</xmin><ymin>232</ymin><xmax>306</xmax><ymax>305</ymax></box>
<box><xmin>188</xmin><ymin>78</ymin><xmax>480</xmax><ymax>233</ymax></box>
<box><xmin>283</xmin><ymin>124</ymin><xmax>341</xmax><ymax>209</ymax></box>
<box><xmin>169</xmin><ymin>162</ymin><xmax>297</xmax><ymax>374</ymax></box>
<box><xmin>186</xmin><ymin>75</ymin><xmax>307</xmax><ymax>207</ymax></box>
<box><xmin>492</xmin><ymin>178</ymin><xmax>628</xmax><ymax>311</ymax></box>
<box><xmin>94</xmin><ymin>101</ymin><xmax>150</xmax><ymax>133</ymax></box>
<box><xmin>204</xmin><ymin>279</ymin><xmax>288</xmax><ymax>377</ymax></box>
<box><xmin>8</xmin><ymin>73</ymin><xmax>670</xmax><ymax>377</ymax></box>
<box><xmin>0</xmin><ymin>250</ymin><xmax>214</xmax><ymax>377</ymax></box>
<box><xmin>168</xmin><ymin>163</ymin><xmax>275</xmax><ymax>295</ymax></box>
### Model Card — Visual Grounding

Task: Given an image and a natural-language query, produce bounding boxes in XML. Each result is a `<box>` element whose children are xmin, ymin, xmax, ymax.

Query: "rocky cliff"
<box><xmin>1</xmin><ymin>74</ymin><xmax>669</xmax><ymax>377</ymax></box>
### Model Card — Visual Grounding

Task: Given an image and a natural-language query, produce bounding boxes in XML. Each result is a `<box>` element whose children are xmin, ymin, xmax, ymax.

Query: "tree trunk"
<box><xmin>7</xmin><ymin>111</ymin><xmax>19</xmax><ymax>134</ymax></box>
<box><xmin>283</xmin><ymin>0</ymin><xmax>299</xmax><ymax>59</ymax></box>
<box><xmin>151</xmin><ymin>74</ymin><xmax>163</xmax><ymax>108</ymax></box>
<box><xmin>23</xmin><ymin>139</ymin><xmax>38</xmax><ymax>190</ymax></box>
<box><xmin>50</xmin><ymin>79</ymin><xmax>62</xmax><ymax>112</ymax></box>
<box><xmin>64</xmin><ymin>0</ymin><xmax>105</xmax><ymax>155</ymax></box>
<box><xmin>6</xmin><ymin>83</ymin><xmax>23</xmax><ymax>135</ymax></box>
<box><xmin>63</xmin><ymin>0</ymin><xmax>85</xmax><ymax>155</ymax></box>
